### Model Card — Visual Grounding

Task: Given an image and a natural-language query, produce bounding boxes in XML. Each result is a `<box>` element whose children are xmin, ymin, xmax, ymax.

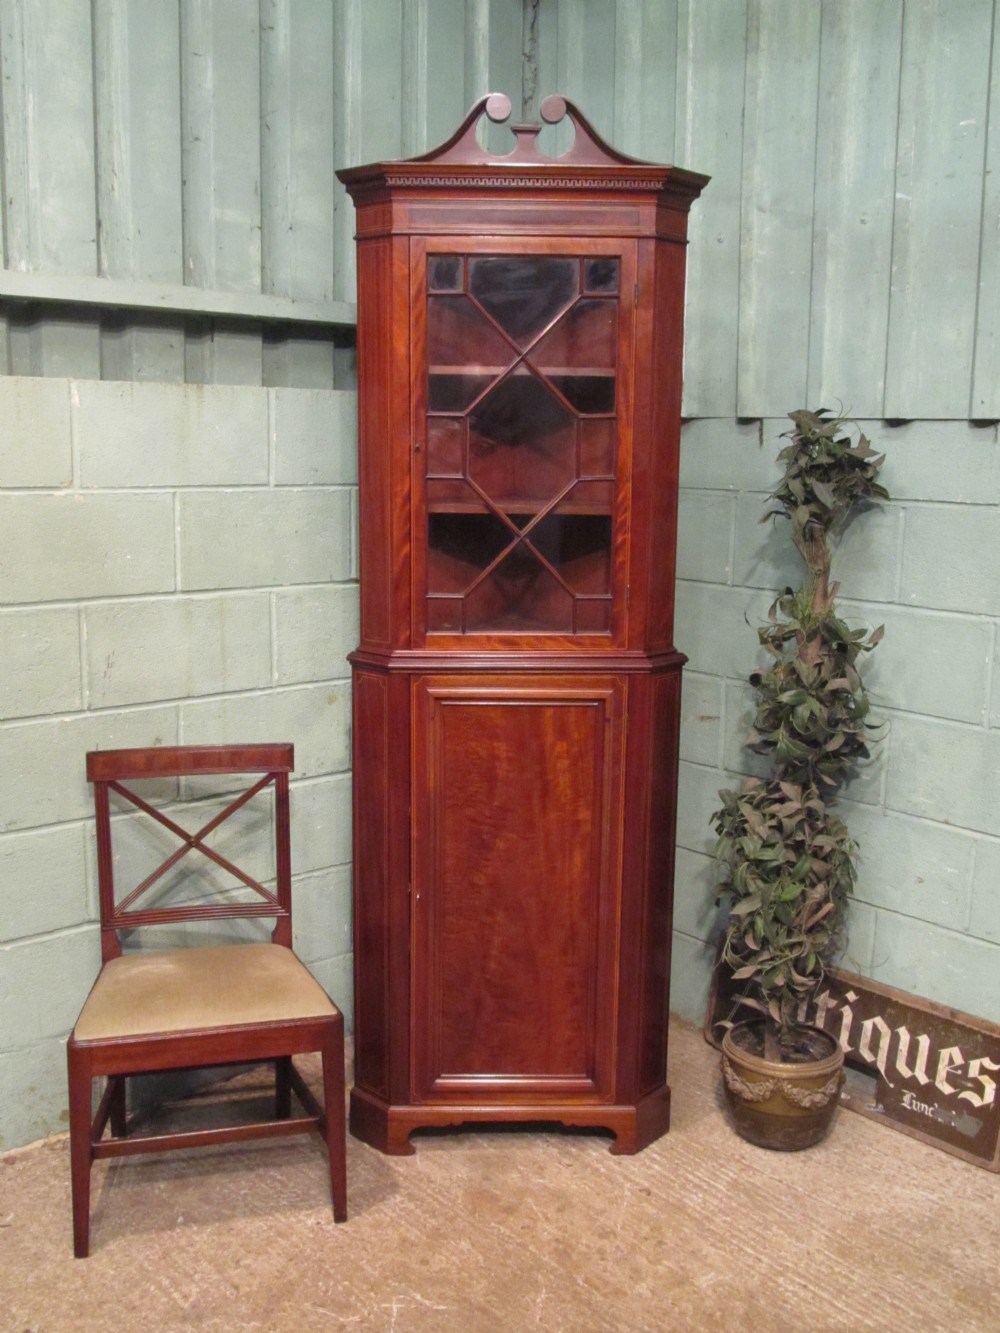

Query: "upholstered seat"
<box><xmin>74</xmin><ymin>942</ymin><xmax>338</xmax><ymax>1041</ymax></box>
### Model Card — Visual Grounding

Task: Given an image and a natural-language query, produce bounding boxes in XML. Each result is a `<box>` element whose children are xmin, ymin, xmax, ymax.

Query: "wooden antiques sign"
<box><xmin>706</xmin><ymin>963</ymin><xmax>1000</xmax><ymax>1170</ymax></box>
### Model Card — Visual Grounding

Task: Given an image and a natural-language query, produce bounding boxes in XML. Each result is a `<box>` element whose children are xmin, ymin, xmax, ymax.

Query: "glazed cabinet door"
<box><xmin>411</xmin><ymin>674</ymin><xmax>626</xmax><ymax>1103</ymax></box>
<box><xmin>412</xmin><ymin>239</ymin><xmax>637</xmax><ymax>650</ymax></box>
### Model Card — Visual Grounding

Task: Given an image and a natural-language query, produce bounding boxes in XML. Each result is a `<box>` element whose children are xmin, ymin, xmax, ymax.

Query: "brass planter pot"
<box><xmin>721</xmin><ymin>1021</ymin><xmax>844</xmax><ymax>1151</ymax></box>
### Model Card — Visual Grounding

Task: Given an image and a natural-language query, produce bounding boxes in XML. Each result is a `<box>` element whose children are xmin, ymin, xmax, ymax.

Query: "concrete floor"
<box><xmin>2</xmin><ymin>1017</ymin><xmax>998</xmax><ymax>1332</ymax></box>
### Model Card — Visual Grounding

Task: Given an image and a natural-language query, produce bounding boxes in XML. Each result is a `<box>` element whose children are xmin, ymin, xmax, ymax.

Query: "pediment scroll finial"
<box><xmin>411</xmin><ymin>91</ymin><xmax>650</xmax><ymax>169</ymax></box>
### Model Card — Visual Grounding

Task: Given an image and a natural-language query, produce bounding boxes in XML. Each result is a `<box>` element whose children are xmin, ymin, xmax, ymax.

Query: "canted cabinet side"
<box><xmin>339</xmin><ymin>95</ymin><xmax>706</xmax><ymax>1155</ymax></box>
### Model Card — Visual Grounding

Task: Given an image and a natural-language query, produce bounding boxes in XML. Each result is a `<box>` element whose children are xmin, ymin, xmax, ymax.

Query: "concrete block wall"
<box><xmin>0</xmin><ymin>376</ymin><xmax>357</xmax><ymax>1149</ymax></box>
<box><xmin>3</xmin><ymin>380</ymin><xmax>998</xmax><ymax>1147</ymax></box>
<box><xmin>670</xmin><ymin>417</ymin><xmax>1000</xmax><ymax>1029</ymax></box>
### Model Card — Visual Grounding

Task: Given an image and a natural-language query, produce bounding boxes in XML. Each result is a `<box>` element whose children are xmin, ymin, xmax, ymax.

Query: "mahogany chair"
<box><xmin>67</xmin><ymin>743</ymin><xmax>347</xmax><ymax>1258</ymax></box>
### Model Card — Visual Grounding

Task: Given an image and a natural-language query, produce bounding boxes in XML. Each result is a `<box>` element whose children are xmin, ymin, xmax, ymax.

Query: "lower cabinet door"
<box><xmin>411</xmin><ymin>673</ymin><xmax>626</xmax><ymax>1104</ymax></box>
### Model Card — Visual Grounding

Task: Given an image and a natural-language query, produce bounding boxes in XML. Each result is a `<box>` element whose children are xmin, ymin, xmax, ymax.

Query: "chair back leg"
<box><xmin>109</xmin><ymin>1077</ymin><xmax>127</xmax><ymax>1138</ymax></box>
<box><xmin>322</xmin><ymin>1019</ymin><xmax>348</xmax><ymax>1223</ymax></box>
<box><xmin>275</xmin><ymin>1056</ymin><xmax>293</xmax><ymax>1120</ymax></box>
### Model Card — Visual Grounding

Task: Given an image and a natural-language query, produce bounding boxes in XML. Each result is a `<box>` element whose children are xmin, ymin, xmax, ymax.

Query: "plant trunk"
<box><xmin>763</xmin><ymin>1017</ymin><xmax>783</xmax><ymax>1063</ymax></box>
<box><xmin>795</xmin><ymin>531</ymin><xmax>832</xmax><ymax>618</ymax></box>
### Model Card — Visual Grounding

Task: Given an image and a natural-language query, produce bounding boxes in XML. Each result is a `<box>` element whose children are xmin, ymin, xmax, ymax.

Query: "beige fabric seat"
<box><xmin>74</xmin><ymin>942</ymin><xmax>338</xmax><ymax>1041</ymax></box>
<box><xmin>67</xmin><ymin>744</ymin><xmax>347</xmax><ymax>1258</ymax></box>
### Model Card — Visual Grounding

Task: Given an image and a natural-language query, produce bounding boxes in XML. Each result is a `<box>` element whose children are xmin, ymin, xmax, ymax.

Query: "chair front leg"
<box><xmin>67</xmin><ymin>1043</ymin><xmax>94</xmax><ymax>1259</ymax></box>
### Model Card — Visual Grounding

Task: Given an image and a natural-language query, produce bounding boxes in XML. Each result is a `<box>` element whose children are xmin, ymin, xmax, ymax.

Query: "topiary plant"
<box><xmin>712</xmin><ymin>409</ymin><xmax>889</xmax><ymax>1062</ymax></box>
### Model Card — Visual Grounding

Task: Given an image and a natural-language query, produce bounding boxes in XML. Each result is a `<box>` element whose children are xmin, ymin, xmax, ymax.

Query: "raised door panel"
<box><xmin>411</xmin><ymin>238</ymin><xmax>637</xmax><ymax>651</ymax></box>
<box><xmin>411</xmin><ymin>675</ymin><xmax>626</xmax><ymax>1102</ymax></box>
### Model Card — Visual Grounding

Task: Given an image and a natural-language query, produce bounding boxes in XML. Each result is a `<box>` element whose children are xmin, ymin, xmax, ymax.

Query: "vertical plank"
<box><xmin>332</xmin><ymin>0</ymin><xmax>404</xmax><ymax>305</ymax></box>
<box><xmin>260</xmin><ymin>0</ymin><xmax>336</xmax><ymax>389</ymax></box>
<box><xmin>262</xmin><ymin>326</ymin><xmax>341</xmax><ymax>390</ymax></box>
<box><xmin>548</xmin><ymin>0</ymin><xmax>676</xmax><ymax>179</ymax></box>
<box><xmin>7</xmin><ymin>305</ymin><xmax>101</xmax><ymax>379</ymax></box>
<box><xmin>400</xmin><ymin>0</ymin><xmax>431</xmax><ymax>157</ymax></box>
<box><xmin>807</xmin><ymin>0</ymin><xmax>902</xmax><ymax>417</ymax></box>
<box><xmin>676</xmin><ymin>0</ymin><xmax>747</xmax><ymax>418</ymax></box>
<box><xmin>94</xmin><ymin>0</ymin><xmax>185</xmax><ymax>382</ymax></box>
<box><xmin>331</xmin><ymin>0</ymin><xmax>361</xmax><ymax>308</ymax></box>
<box><xmin>521</xmin><ymin>0</ymin><xmax>540</xmax><ymax>123</ymax></box>
<box><xmin>736</xmin><ymin>0</ymin><xmax>821</xmax><ymax>418</ymax></box>
<box><xmin>400</xmin><ymin>0</ymin><xmax>469</xmax><ymax>158</ymax></box>
<box><xmin>885</xmin><ymin>0</ymin><xmax>993</xmax><ymax>419</ymax></box>
<box><xmin>261</xmin><ymin>0</ymin><xmax>335</xmax><ymax>301</ymax></box>
<box><xmin>483</xmin><ymin>0</ymin><xmax>523</xmax><ymax>152</ymax></box>
<box><xmin>549</xmin><ymin>0</ymin><xmax>618</xmax><ymax>157</ymax></box>
<box><xmin>463</xmin><ymin>0</ymin><xmax>491</xmax><ymax>109</ymax></box>
<box><xmin>614</xmin><ymin>0</ymin><xmax>677</xmax><ymax>162</ymax></box>
<box><xmin>181</xmin><ymin>0</ymin><xmax>263</xmax><ymax>384</ymax></box>
<box><xmin>184</xmin><ymin>319</ymin><xmax>264</xmax><ymax>387</ymax></box>
<box><xmin>0</xmin><ymin>0</ymin><xmax>100</xmax><ymax>376</ymax></box>
<box><xmin>0</xmin><ymin>0</ymin><xmax>32</xmax><ymax>271</ymax></box>
<box><xmin>972</xmin><ymin>2</ymin><xmax>1000</xmax><ymax>418</ymax></box>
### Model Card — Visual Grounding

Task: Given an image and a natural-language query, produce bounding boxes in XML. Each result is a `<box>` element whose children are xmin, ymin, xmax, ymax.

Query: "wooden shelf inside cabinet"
<box><xmin>428</xmin><ymin>366</ymin><xmax>617</xmax><ymax>378</ymax></box>
<box><xmin>425</xmin><ymin>500</ymin><xmax>613</xmax><ymax>515</ymax></box>
<box><xmin>338</xmin><ymin>91</ymin><xmax>707</xmax><ymax>1157</ymax></box>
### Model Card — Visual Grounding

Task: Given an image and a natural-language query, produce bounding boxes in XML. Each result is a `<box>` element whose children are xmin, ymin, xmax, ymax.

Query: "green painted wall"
<box><xmin>5</xmin><ymin>1</ymin><xmax>999</xmax><ymax>418</ymax></box>
<box><xmin>1</xmin><ymin>0</ymin><xmax>998</xmax><ymax>1148</ymax></box>
<box><xmin>0</xmin><ymin>0</ymin><xmax>524</xmax><ymax>385</ymax></box>
<box><xmin>0</xmin><ymin>375</ymin><xmax>358</xmax><ymax>1147</ymax></box>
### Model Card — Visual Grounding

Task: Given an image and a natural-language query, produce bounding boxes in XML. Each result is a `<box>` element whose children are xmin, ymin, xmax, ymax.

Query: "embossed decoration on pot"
<box><xmin>721</xmin><ymin>1020</ymin><xmax>845</xmax><ymax>1151</ymax></box>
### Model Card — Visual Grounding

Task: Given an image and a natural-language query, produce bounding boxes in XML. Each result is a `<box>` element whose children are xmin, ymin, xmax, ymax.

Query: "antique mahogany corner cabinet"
<box><xmin>337</xmin><ymin>93</ymin><xmax>706</xmax><ymax>1155</ymax></box>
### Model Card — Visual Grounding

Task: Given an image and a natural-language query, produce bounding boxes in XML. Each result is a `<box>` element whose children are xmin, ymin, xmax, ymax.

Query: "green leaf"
<box><xmin>778</xmin><ymin>688</ymin><xmax>809</xmax><ymax>705</ymax></box>
<box><xmin>730</xmin><ymin>896</ymin><xmax>762</xmax><ymax>918</ymax></box>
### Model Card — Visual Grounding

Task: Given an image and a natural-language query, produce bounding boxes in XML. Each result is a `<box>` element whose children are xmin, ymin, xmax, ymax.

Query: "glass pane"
<box><xmin>468</xmin><ymin>373</ymin><xmax>577</xmax><ymax>505</ymax></box>
<box><xmin>422</xmin><ymin>249</ymin><xmax>622</xmax><ymax>637</ymax></box>
<box><xmin>428</xmin><ymin>374</ymin><xmax>496</xmax><ymax>413</ymax></box>
<box><xmin>427</xmin><ymin>597</ymin><xmax>464</xmax><ymax>631</ymax></box>
<box><xmin>428</xmin><ymin>295</ymin><xmax>514</xmax><ymax>369</ymax></box>
<box><xmin>565</xmin><ymin>479</ymin><xmax>614</xmax><ymax>511</ymax></box>
<box><xmin>464</xmin><ymin>546</ymin><xmax>575</xmax><ymax>632</ymax></box>
<box><xmin>469</xmin><ymin>256</ymin><xmax>577</xmax><ymax>346</ymax></box>
<box><xmin>579</xmin><ymin>419</ymin><xmax>616</xmax><ymax>477</ymax></box>
<box><xmin>549</xmin><ymin>374</ymin><xmax>615</xmax><ymax>415</ymax></box>
<box><xmin>427</xmin><ymin>295</ymin><xmax>514</xmax><ymax>412</ymax></box>
<box><xmin>426</xmin><ymin>477</ymin><xmax>480</xmax><ymax>509</ymax></box>
<box><xmin>529</xmin><ymin>299</ymin><xmax>616</xmax><ymax>372</ymax></box>
<box><xmin>426</xmin><ymin>419</ymin><xmax>465</xmax><ymax>477</ymax></box>
<box><xmin>584</xmin><ymin>257</ymin><xmax>619</xmax><ymax>293</ymax></box>
<box><xmin>574</xmin><ymin>598</ymin><xmax>612</xmax><ymax>633</ymax></box>
<box><xmin>427</xmin><ymin>512</ymin><xmax>515</xmax><ymax>595</ymax></box>
<box><xmin>428</xmin><ymin>254</ymin><xmax>463</xmax><ymax>291</ymax></box>
<box><xmin>527</xmin><ymin>512</ymin><xmax>612</xmax><ymax>595</ymax></box>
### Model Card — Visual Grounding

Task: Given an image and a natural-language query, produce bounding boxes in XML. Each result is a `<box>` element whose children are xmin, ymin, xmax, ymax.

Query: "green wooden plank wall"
<box><xmin>538</xmin><ymin>0</ymin><xmax>1000</xmax><ymax>421</ymax></box>
<box><xmin>0</xmin><ymin>0</ymin><xmax>522</xmax><ymax>387</ymax></box>
<box><xmin>1</xmin><ymin>0</ymin><xmax>999</xmax><ymax>418</ymax></box>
